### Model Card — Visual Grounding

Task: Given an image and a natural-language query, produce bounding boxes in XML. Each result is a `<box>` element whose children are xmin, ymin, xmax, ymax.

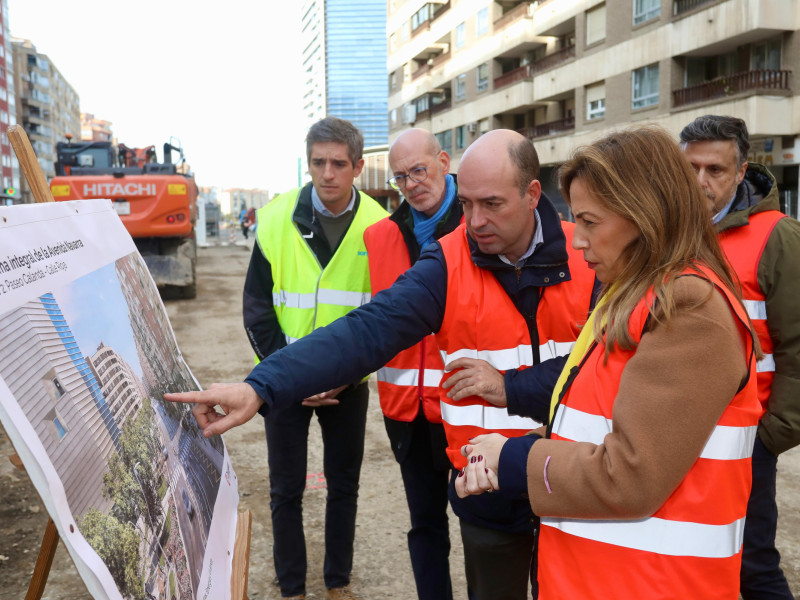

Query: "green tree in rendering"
<box><xmin>80</xmin><ymin>508</ymin><xmax>144</xmax><ymax>600</ymax></box>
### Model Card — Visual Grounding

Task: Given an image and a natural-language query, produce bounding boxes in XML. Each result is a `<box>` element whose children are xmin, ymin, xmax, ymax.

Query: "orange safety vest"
<box><xmin>437</xmin><ymin>223</ymin><xmax>595</xmax><ymax>469</ymax></box>
<box><xmin>539</xmin><ymin>266</ymin><xmax>760</xmax><ymax>600</ymax></box>
<box><xmin>718</xmin><ymin>209</ymin><xmax>785</xmax><ymax>417</ymax></box>
<box><xmin>364</xmin><ymin>217</ymin><xmax>445</xmax><ymax>423</ymax></box>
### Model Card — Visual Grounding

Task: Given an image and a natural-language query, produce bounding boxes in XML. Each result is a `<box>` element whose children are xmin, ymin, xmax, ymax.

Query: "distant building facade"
<box><xmin>11</xmin><ymin>38</ymin><xmax>79</xmax><ymax>204</ymax></box>
<box><xmin>80</xmin><ymin>112</ymin><xmax>113</xmax><ymax>142</ymax></box>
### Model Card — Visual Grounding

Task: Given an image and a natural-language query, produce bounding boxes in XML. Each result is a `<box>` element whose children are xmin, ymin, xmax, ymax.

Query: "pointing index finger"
<box><xmin>164</xmin><ymin>390</ymin><xmax>218</xmax><ymax>406</ymax></box>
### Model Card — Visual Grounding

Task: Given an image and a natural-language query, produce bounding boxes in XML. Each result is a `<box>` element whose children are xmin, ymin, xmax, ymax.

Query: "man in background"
<box><xmin>681</xmin><ymin>114</ymin><xmax>800</xmax><ymax>600</ymax></box>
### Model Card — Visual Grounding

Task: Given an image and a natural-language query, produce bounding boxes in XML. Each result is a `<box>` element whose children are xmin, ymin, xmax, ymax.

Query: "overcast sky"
<box><xmin>8</xmin><ymin>0</ymin><xmax>306</xmax><ymax>193</ymax></box>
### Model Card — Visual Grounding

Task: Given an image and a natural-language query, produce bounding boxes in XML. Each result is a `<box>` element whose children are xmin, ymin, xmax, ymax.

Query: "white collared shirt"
<box><xmin>499</xmin><ymin>209</ymin><xmax>544</xmax><ymax>267</ymax></box>
<box><xmin>311</xmin><ymin>186</ymin><xmax>357</xmax><ymax>218</ymax></box>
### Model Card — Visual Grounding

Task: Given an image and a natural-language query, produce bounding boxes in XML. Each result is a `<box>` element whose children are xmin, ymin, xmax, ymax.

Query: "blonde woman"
<box><xmin>457</xmin><ymin>126</ymin><xmax>761</xmax><ymax>599</ymax></box>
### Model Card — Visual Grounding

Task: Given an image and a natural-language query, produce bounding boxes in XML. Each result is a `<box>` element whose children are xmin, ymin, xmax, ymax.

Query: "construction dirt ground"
<box><xmin>2</xmin><ymin>231</ymin><xmax>798</xmax><ymax>599</ymax></box>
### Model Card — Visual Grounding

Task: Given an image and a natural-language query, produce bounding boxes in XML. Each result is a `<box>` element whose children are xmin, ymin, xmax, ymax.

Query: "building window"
<box><xmin>456</xmin><ymin>125</ymin><xmax>466</xmax><ymax>150</ymax></box>
<box><xmin>456</xmin><ymin>22</ymin><xmax>466</xmax><ymax>49</ymax></box>
<box><xmin>53</xmin><ymin>416</ymin><xmax>68</xmax><ymax>439</ymax></box>
<box><xmin>435</xmin><ymin>130</ymin><xmax>453</xmax><ymax>154</ymax></box>
<box><xmin>586</xmin><ymin>82</ymin><xmax>606</xmax><ymax>120</ymax></box>
<box><xmin>390</xmin><ymin>33</ymin><xmax>397</xmax><ymax>52</ymax></box>
<box><xmin>586</xmin><ymin>4</ymin><xmax>606</xmax><ymax>46</ymax></box>
<box><xmin>477</xmin><ymin>62</ymin><xmax>489</xmax><ymax>93</ymax></box>
<box><xmin>402</xmin><ymin>20</ymin><xmax>410</xmax><ymax>42</ymax></box>
<box><xmin>412</xmin><ymin>4</ymin><xmax>433</xmax><ymax>31</ymax></box>
<box><xmin>455</xmin><ymin>74</ymin><xmax>467</xmax><ymax>101</ymax></box>
<box><xmin>633</xmin><ymin>0</ymin><xmax>659</xmax><ymax>25</ymax></box>
<box><xmin>477</xmin><ymin>7</ymin><xmax>489</xmax><ymax>36</ymax></box>
<box><xmin>53</xmin><ymin>377</ymin><xmax>65</xmax><ymax>397</ymax></box>
<box><xmin>390</xmin><ymin>71</ymin><xmax>397</xmax><ymax>92</ymax></box>
<box><xmin>751</xmin><ymin>39</ymin><xmax>781</xmax><ymax>71</ymax></box>
<box><xmin>632</xmin><ymin>63</ymin><xmax>659</xmax><ymax>108</ymax></box>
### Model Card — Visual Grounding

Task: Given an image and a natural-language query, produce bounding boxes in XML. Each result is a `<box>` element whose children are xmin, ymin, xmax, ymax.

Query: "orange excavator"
<box><xmin>50</xmin><ymin>135</ymin><xmax>198</xmax><ymax>298</ymax></box>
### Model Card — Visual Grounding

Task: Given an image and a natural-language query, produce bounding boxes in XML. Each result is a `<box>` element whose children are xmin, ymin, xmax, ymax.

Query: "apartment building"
<box><xmin>0</xmin><ymin>293</ymin><xmax>118</xmax><ymax>518</ymax></box>
<box><xmin>80</xmin><ymin>112</ymin><xmax>113</xmax><ymax>142</ymax></box>
<box><xmin>11</xmin><ymin>38</ymin><xmax>79</xmax><ymax>204</ymax></box>
<box><xmin>89</xmin><ymin>342</ymin><xmax>146</xmax><ymax>431</ymax></box>
<box><xmin>0</xmin><ymin>0</ymin><xmax>18</xmax><ymax>202</ymax></box>
<box><xmin>388</xmin><ymin>0</ymin><xmax>800</xmax><ymax>216</ymax></box>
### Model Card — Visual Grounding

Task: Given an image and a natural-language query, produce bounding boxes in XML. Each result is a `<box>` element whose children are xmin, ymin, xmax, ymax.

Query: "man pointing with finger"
<box><xmin>167</xmin><ymin>129</ymin><xmax>595</xmax><ymax>600</ymax></box>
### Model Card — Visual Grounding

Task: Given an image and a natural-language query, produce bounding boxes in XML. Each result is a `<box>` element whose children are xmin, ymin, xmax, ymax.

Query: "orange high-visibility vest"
<box><xmin>437</xmin><ymin>223</ymin><xmax>595</xmax><ymax>469</ymax></box>
<box><xmin>539</xmin><ymin>266</ymin><xmax>760</xmax><ymax>600</ymax></box>
<box><xmin>364</xmin><ymin>217</ymin><xmax>445</xmax><ymax>423</ymax></box>
<box><xmin>718</xmin><ymin>209</ymin><xmax>786</xmax><ymax>417</ymax></box>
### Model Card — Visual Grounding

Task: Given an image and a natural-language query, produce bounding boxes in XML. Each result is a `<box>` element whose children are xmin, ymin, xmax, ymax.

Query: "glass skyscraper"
<box><xmin>302</xmin><ymin>0</ymin><xmax>388</xmax><ymax>148</ymax></box>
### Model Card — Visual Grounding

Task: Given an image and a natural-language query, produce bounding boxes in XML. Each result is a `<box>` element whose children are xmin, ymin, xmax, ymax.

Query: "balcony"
<box><xmin>533</xmin><ymin>45</ymin><xmax>575</xmax><ymax>73</ymax></box>
<box><xmin>413</xmin><ymin>63</ymin><xmax>432</xmax><ymax>80</ymax></box>
<box><xmin>519</xmin><ymin>116</ymin><xmax>575</xmax><ymax>139</ymax></box>
<box><xmin>494</xmin><ymin>64</ymin><xmax>533</xmax><ymax>90</ymax></box>
<box><xmin>673</xmin><ymin>0</ymin><xmax>716</xmax><ymax>17</ymax></box>
<box><xmin>430</xmin><ymin>98</ymin><xmax>452</xmax><ymax>115</ymax></box>
<box><xmin>494</xmin><ymin>2</ymin><xmax>533</xmax><ymax>32</ymax></box>
<box><xmin>673</xmin><ymin>69</ymin><xmax>791</xmax><ymax>108</ymax></box>
<box><xmin>432</xmin><ymin>50</ymin><xmax>451</xmax><ymax>68</ymax></box>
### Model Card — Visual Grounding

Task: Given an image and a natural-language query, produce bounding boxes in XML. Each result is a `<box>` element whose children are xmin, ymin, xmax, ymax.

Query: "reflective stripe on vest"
<box><xmin>256</xmin><ymin>187</ymin><xmax>387</xmax><ymax>342</ymax></box>
<box><xmin>376</xmin><ymin>366</ymin><xmax>445</xmax><ymax>388</ymax></box>
<box><xmin>718</xmin><ymin>210</ymin><xmax>785</xmax><ymax>413</ymax></box>
<box><xmin>441</xmin><ymin>341</ymin><xmax>576</xmax><ymax>368</ymax></box>
<box><xmin>539</xmin><ymin>266</ymin><xmax>760</xmax><ymax>600</ymax></box>
<box><xmin>440</xmin><ymin>402</ymin><xmax>542</xmax><ymax>430</ymax></box>
<box><xmin>271</xmin><ymin>289</ymin><xmax>371</xmax><ymax>310</ymax></box>
<box><xmin>541</xmin><ymin>515</ymin><xmax>746</xmax><ymax>559</ymax></box>
<box><xmin>552</xmin><ymin>403</ymin><xmax>758</xmax><ymax>460</ymax></box>
<box><xmin>436</xmin><ymin>223</ymin><xmax>595</xmax><ymax>468</ymax></box>
<box><xmin>364</xmin><ymin>217</ymin><xmax>445</xmax><ymax>422</ymax></box>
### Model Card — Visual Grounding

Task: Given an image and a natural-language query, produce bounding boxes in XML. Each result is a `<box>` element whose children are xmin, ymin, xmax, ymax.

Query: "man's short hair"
<box><xmin>679</xmin><ymin>115</ymin><xmax>750</xmax><ymax>168</ymax></box>
<box><xmin>508</xmin><ymin>138</ymin><xmax>540</xmax><ymax>196</ymax></box>
<box><xmin>306</xmin><ymin>117</ymin><xmax>364</xmax><ymax>167</ymax></box>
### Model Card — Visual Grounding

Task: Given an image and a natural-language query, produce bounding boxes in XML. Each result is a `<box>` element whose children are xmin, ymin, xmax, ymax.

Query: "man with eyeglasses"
<box><xmin>166</xmin><ymin>129</ymin><xmax>596</xmax><ymax>599</ymax></box>
<box><xmin>362</xmin><ymin>128</ymin><xmax>463</xmax><ymax>600</ymax></box>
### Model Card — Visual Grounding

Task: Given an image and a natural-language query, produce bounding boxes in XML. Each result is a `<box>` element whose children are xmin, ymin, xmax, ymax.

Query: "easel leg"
<box><xmin>25</xmin><ymin>518</ymin><xmax>59</xmax><ymax>600</ymax></box>
<box><xmin>230</xmin><ymin>510</ymin><xmax>252</xmax><ymax>600</ymax></box>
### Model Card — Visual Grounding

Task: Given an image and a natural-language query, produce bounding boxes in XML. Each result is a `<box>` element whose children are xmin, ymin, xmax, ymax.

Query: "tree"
<box><xmin>80</xmin><ymin>508</ymin><xmax>144</xmax><ymax>600</ymax></box>
<box><xmin>103</xmin><ymin>397</ymin><xmax>163</xmax><ymax>526</ymax></box>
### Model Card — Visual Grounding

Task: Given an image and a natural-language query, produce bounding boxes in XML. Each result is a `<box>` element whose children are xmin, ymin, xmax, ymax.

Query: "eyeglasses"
<box><xmin>387</xmin><ymin>166</ymin><xmax>428</xmax><ymax>190</ymax></box>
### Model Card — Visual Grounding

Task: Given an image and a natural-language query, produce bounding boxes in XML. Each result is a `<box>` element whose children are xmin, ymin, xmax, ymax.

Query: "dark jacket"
<box><xmin>716</xmin><ymin>163</ymin><xmax>800</xmax><ymax>455</ymax></box>
<box><xmin>244</xmin><ymin>192</ymin><xmax>586</xmax><ymax>532</ymax></box>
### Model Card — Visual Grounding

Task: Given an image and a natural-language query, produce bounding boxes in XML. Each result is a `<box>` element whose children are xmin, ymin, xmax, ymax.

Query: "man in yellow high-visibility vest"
<box><xmin>242</xmin><ymin>116</ymin><xmax>387</xmax><ymax>600</ymax></box>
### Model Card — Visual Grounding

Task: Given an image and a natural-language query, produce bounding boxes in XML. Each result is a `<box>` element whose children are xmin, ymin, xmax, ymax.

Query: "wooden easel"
<box><xmin>6</xmin><ymin>124</ymin><xmax>252</xmax><ymax>599</ymax></box>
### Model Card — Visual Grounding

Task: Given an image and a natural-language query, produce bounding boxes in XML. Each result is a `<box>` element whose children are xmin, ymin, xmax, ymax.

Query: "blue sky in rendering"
<box><xmin>56</xmin><ymin>262</ymin><xmax>143</xmax><ymax>377</ymax></box>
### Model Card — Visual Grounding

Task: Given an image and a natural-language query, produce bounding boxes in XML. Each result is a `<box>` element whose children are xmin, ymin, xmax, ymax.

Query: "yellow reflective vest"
<box><xmin>256</xmin><ymin>186</ymin><xmax>387</xmax><ymax>347</ymax></box>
